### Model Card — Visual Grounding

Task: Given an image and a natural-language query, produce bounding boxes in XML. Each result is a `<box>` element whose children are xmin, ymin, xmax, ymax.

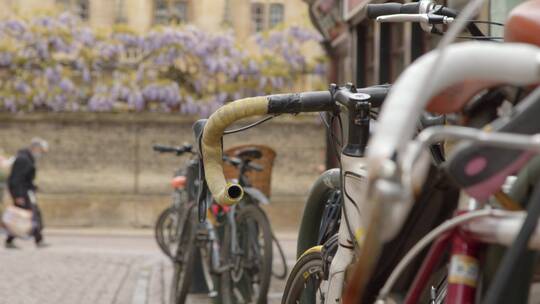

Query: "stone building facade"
<box><xmin>2</xmin><ymin>0</ymin><xmax>316</xmax><ymax>38</ymax></box>
<box><xmin>0</xmin><ymin>113</ymin><xmax>325</xmax><ymax>228</ymax></box>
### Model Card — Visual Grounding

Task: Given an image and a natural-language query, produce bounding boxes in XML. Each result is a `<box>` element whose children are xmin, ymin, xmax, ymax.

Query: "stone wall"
<box><xmin>0</xmin><ymin>112</ymin><xmax>326</xmax><ymax>229</ymax></box>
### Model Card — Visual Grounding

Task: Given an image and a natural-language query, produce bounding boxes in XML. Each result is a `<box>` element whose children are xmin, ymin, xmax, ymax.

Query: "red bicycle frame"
<box><xmin>404</xmin><ymin>211</ymin><xmax>484</xmax><ymax>304</ymax></box>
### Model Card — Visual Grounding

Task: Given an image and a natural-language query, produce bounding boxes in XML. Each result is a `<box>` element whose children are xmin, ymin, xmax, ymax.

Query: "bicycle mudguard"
<box><xmin>445</xmin><ymin>87</ymin><xmax>540</xmax><ymax>200</ymax></box>
<box><xmin>482</xmin><ymin>156</ymin><xmax>540</xmax><ymax>304</ymax></box>
<box><xmin>296</xmin><ymin>168</ymin><xmax>341</xmax><ymax>258</ymax></box>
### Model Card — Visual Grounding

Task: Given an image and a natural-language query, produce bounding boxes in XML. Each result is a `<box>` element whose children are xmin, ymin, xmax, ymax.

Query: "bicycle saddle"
<box><xmin>505</xmin><ymin>0</ymin><xmax>540</xmax><ymax>48</ymax></box>
<box><xmin>235</xmin><ymin>147</ymin><xmax>263</xmax><ymax>160</ymax></box>
<box><xmin>445</xmin><ymin>87</ymin><xmax>540</xmax><ymax>200</ymax></box>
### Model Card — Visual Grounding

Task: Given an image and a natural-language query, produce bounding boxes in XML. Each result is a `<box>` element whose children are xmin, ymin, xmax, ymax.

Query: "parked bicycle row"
<box><xmin>152</xmin><ymin>141</ymin><xmax>288</xmax><ymax>303</ymax></box>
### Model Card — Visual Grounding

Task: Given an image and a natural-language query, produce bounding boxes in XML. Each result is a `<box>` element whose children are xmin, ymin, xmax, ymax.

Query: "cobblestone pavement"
<box><xmin>0</xmin><ymin>229</ymin><xmax>297</xmax><ymax>304</ymax></box>
<box><xmin>4</xmin><ymin>229</ymin><xmax>540</xmax><ymax>304</ymax></box>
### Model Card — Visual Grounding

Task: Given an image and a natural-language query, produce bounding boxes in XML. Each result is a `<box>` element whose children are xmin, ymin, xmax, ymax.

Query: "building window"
<box><xmin>56</xmin><ymin>0</ymin><xmax>89</xmax><ymax>20</ymax></box>
<box><xmin>154</xmin><ymin>0</ymin><xmax>169</xmax><ymax>24</ymax></box>
<box><xmin>171</xmin><ymin>1</ymin><xmax>188</xmax><ymax>23</ymax></box>
<box><xmin>251</xmin><ymin>3</ymin><xmax>265</xmax><ymax>32</ymax></box>
<box><xmin>251</xmin><ymin>3</ymin><xmax>285</xmax><ymax>33</ymax></box>
<box><xmin>269</xmin><ymin>3</ymin><xmax>284</xmax><ymax>28</ymax></box>
<box><xmin>154</xmin><ymin>0</ymin><xmax>189</xmax><ymax>24</ymax></box>
<box><xmin>115</xmin><ymin>0</ymin><xmax>127</xmax><ymax>23</ymax></box>
<box><xmin>75</xmin><ymin>0</ymin><xmax>89</xmax><ymax>20</ymax></box>
<box><xmin>56</xmin><ymin>0</ymin><xmax>71</xmax><ymax>9</ymax></box>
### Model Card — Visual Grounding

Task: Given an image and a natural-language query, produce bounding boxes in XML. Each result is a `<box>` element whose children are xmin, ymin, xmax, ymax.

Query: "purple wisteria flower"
<box><xmin>0</xmin><ymin>13</ymin><xmax>324</xmax><ymax>114</ymax></box>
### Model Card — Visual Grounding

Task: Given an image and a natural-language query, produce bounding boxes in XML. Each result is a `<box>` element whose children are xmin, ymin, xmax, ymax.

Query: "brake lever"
<box><xmin>376</xmin><ymin>13</ymin><xmax>430</xmax><ymax>23</ymax></box>
<box><xmin>376</xmin><ymin>13</ymin><xmax>453</xmax><ymax>33</ymax></box>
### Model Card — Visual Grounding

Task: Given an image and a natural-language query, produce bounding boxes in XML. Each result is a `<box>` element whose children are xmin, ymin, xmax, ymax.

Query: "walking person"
<box><xmin>5</xmin><ymin>138</ymin><xmax>48</xmax><ymax>248</ymax></box>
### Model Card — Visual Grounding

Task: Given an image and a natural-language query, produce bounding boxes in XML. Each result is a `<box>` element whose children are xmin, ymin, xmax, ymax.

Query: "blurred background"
<box><xmin>0</xmin><ymin>0</ymin><xmax>527</xmax><ymax>229</ymax></box>
<box><xmin>0</xmin><ymin>0</ymin><xmax>329</xmax><ymax>231</ymax></box>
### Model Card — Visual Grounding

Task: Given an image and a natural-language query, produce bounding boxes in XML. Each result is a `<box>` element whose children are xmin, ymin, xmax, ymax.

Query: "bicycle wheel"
<box><xmin>155</xmin><ymin>206</ymin><xmax>180</xmax><ymax>258</ymax></box>
<box><xmin>170</xmin><ymin>207</ymin><xmax>197</xmax><ymax>304</ymax></box>
<box><xmin>281</xmin><ymin>249</ymin><xmax>325</xmax><ymax>304</ymax></box>
<box><xmin>220</xmin><ymin>204</ymin><xmax>273</xmax><ymax>304</ymax></box>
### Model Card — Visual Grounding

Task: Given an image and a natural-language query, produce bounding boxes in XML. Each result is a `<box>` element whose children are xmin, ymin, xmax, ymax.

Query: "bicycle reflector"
<box><xmin>171</xmin><ymin>176</ymin><xmax>187</xmax><ymax>189</ymax></box>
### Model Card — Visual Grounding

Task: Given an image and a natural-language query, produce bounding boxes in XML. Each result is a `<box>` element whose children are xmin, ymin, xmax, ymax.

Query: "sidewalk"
<box><xmin>0</xmin><ymin>228</ymin><xmax>298</xmax><ymax>304</ymax></box>
<box><xmin>0</xmin><ymin>229</ymin><xmax>167</xmax><ymax>304</ymax></box>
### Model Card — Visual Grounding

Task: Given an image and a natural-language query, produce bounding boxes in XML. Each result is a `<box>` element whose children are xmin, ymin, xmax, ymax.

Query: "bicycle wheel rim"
<box><xmin>282</xmin><ymin>252</ymin><xmax>325</xmax><ymax>304</ymax></box>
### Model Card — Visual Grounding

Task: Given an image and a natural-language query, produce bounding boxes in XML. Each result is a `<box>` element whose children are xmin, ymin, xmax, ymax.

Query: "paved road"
<box><xmin>4</xmin><ymin>229</ymin><xmax>540</xmax><ymax>304</ymax></box>
<box><xmin>0</xmin><ymin>229</ymin><xmax>297</xmax><ymax>304</ymax></box>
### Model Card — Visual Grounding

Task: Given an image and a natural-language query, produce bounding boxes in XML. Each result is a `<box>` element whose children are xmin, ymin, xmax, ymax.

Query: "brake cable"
<box><xmin>223</xmin><ymin>114</ymin><xmax>280</xmax><ymax>135</ymax></box>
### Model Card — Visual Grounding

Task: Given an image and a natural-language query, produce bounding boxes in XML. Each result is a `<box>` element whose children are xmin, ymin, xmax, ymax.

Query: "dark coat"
<box><xmin>8</xmin><ymin>149</ymin><xmax>36</xmax><ymax>200</ymax></box>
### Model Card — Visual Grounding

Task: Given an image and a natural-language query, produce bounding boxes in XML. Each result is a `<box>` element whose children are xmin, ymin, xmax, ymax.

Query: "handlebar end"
<box><xmin>217</xmin><ymin>183</ymin><xmax>244</xmax><ymax>206</ymax></box>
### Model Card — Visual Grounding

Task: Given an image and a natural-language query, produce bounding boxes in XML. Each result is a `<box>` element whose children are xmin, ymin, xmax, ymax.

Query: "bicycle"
<box><xmin>197</xmin><ymin>85</ymin><xmax>406</xmax><ymax>304</ymax></box>
<box><xmin>153</xmin><ymin>143</ymin><xmax>196</xmax><ymax>259</ymax></box>
<box><xmin>168</xmin><ymin>121</ymin><xmax>284</xmax><ymax>303</ymax></box>
<box><xmin>339</xmin><ymin>0</ymin><xmax>540</xmax><ymax>303</ymax></box>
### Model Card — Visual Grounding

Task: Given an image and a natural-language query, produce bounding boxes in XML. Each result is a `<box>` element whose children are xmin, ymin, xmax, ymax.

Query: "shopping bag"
<box><xmin>2</xmin><ymin>205</ymin><xmax>33</xmax><ymax>237</ymax></box>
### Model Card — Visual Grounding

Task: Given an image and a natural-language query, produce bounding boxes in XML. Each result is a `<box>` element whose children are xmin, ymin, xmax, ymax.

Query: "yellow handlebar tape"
<box><xmin>201</xmin><ymin>96</ymin><xmax>269</xmax><ymax>206</ymax></box>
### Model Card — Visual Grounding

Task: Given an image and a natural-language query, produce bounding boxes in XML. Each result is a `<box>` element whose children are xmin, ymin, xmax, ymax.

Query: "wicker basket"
<box><xmin>223</xmin><ymin>144</ymin><xmax>276</xmax><ymax>198</ymax></box>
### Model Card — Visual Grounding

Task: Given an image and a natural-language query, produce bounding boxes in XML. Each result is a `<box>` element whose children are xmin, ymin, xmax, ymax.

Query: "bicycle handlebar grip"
<box><xmin>439</xmin><ymin>7</ymin><xmax>458</xmax><ymax>18</ymax></box>
<box><xmin>202</xmin><ymin>97</ymin><xmax>269</xmax><ymax>206</ymax></box>
<box><xmin>267</xmin><ymin>91</ymin><xmax>334</xmax><ymax>114</ymax></box>
<box><xmin>153</xmin><ymin>145</ymin><xmax>176</xmax><ymax>153</ymax></box>
<box><xmin>367</xmin><ymin>2</ymin><xmax>420</xmax><ymax>19</ymax></box>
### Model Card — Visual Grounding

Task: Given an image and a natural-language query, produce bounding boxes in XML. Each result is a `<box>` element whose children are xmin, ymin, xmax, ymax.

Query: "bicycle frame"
<box><xmin>372</xmin><ymin>125</ymin><xmax>540</xmax><ymax>303</ymax></box>
<box><xmin>322</xmin><ymin>85</ymin><xmax>383</xmax><ymax>303</ymax></box>
<box><xmin>381</xmin><ymin>195</ymin><xmax>540</xmax><ymax>304</ymax></box>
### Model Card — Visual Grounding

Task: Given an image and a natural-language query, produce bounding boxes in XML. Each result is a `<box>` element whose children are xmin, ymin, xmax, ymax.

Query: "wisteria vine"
<box><xmin>0</xmin><ymin>13</ymin><xmax>326</xmax><ymax>115</ymax></box>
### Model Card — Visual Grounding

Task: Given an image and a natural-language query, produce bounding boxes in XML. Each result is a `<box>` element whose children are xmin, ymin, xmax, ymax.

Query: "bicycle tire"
<box><xmin>170</xmin><ymin>208</ymin><xmax>197</xmax><ymax>304</ymax></box>
<box><xmin>281</xmin><ymin>250</ymin><xmax>324</xmax><ymax>304</ymax></box>
<box><xmin>155</xmin><ymin>206</ymin><xmax>178</xmax><ymax>258</ymax></box>
<box><xmin>220</xmin><ymin>204</ymin><xmax>273</xmax><ymax>304</ymax></box>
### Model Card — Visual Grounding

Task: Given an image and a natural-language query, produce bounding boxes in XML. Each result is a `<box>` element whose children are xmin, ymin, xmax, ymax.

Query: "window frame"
<box><xmin>115</xmin><ymin>0</ymin><xmax>128</xmax><ymax>23</ymax></box>
<box><xmin>153</xmin><ymin>0</ymin><xmax>190</xmax><ymax>25</ymax></box>
<box><xmin>251</xmin><ymin>2</ymin><xmax>266</xmax><ymax>33</ymax></box>
<box><xmin>57</xmin><ymin>0</ymin><xmax>89</xmax><ymax>20</ymax></box>
<box><xmin>268</xmin><ymin>3</ymin><xmax>284</xmax><ymax>28</ymax></box>
<box><xmin>75</xmin><ymin>0</ymin><xmax>89</xmax><ymax>20</ymax></box>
